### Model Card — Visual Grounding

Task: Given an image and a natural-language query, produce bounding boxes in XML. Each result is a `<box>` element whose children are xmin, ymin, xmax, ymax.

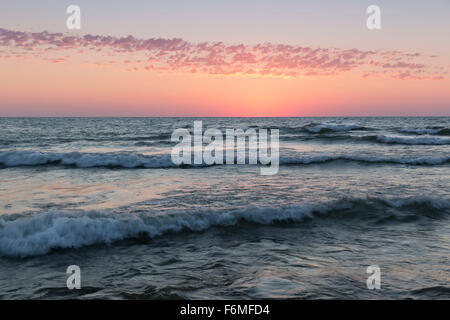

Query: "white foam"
<box><xmin>1</xmin><ymin>151</ymin><xmax>448</xmax><ymax>169</ymax></box>
<box><xmin>374</xmin><ymin>135</ymin><xmax>450</xmax><ymax>145</ymax></box>
<box><xmin>280</xmin><ymin>155</ymin><xmax>450</xmax><ymax>165</ymax></box>
<box><xmin>0</xmin><ymin>151</ymin><xmax>176</xmax><ymax>168</ymax></box>
<box><xmin>0</xmin><ymin>197</ymin><xmax>448</xmax><ymax>258</ymax></box>
<box><xmin>304</xmin><ymin>123</ymin><xmax>365</xmax><ymax>133</ymax></box>
<box><xmin>0</xmin><ymin>204</ymin><xmax>320</xmax><ymax>257</ymax></box>
<box><xmin>399</xmin><ymin>128</ymin><xmax>448</xmax><ymax>135</ymax></box>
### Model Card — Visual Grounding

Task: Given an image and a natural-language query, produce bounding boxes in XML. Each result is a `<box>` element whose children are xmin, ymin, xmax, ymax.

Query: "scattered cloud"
<box><xmin>0</xmin><ymin>28</ymin><xmax>446</xmax><ymax>80</ymax></box>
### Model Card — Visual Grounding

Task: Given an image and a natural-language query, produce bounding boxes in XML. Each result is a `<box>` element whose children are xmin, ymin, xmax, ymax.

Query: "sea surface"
<box><xmin>0</xmin><ymin>117</ymin><xmax>449</xmax><ymax>299</ymax></box>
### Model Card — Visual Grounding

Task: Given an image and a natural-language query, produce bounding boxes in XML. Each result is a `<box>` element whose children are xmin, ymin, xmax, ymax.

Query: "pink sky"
<box><xmin>0</xmin><ymin>1</ymin><xmax>449</xmax><ymax>116</ymax></box>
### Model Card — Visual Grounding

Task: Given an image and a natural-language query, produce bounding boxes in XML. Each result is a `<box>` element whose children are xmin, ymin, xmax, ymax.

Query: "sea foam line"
<box><xmin>0</xmin><ymin>151</ymin><xmax>449</xmax><ymax>169</ymax></box>
<box><xmin>398</xmin><ymin>128</ymin><xmax>449</xmax><ymax>136</ymax></box>
<box><xmin>280</xmin><ymin>155</ymin><xmax>450</xmax><ymax>166</ymax></box>
<box><xmin>0</xmin><ymin>151</ymin><xmax>177</xmax><ymax>168</ymax></box>
<box><xmin>302</xmin><ymin>123</ymin><xmax>368</xmax><ymax>133</ymax></box>
<box><xmin>0</xmin><ymin>197</ymin><xmax>448</xmax><ymax>258</ymax></box>
<box><xmin>365</xmin><ymin>135</ymin><xmax>450</xmax><ymax>145</ymax></box>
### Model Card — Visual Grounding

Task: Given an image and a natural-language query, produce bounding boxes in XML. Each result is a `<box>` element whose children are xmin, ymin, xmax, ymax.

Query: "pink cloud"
<box><xmin>0</xmin><ymin>27</ymin><xmax>446</xmax><ymax>80</ymax></box>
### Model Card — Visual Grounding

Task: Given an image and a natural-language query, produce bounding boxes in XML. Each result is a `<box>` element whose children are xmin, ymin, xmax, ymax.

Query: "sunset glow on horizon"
<box><xmin>1</xmin><ymin>0</ymin><xmax>449</xmax><ymax>116</ymax></box>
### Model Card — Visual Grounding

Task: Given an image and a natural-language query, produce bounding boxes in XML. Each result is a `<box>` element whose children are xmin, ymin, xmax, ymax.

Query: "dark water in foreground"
<box><xmin>0</xmin><ymin>117</ymin><xmax>449</xmax><ymax>299</ymax></box>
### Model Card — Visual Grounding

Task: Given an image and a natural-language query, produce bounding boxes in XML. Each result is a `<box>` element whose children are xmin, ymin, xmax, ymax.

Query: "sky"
<box><xmin>0</xmin><ymin>0</ymin><xmax>449</xmax><ymax>116</ymax></box>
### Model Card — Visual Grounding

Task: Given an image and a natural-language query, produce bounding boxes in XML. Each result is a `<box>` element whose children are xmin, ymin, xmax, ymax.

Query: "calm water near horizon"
<box><xmin>0</xmin><ymin>117</ymin><xmax>449</xmax><ymax>299</ymax></box>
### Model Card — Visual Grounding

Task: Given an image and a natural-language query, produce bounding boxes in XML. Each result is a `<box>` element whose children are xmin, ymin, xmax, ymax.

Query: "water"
<box><xmin>0</xmin><ymin>117</ymin><xmax>449</xmax><ymax>299</ymax></box>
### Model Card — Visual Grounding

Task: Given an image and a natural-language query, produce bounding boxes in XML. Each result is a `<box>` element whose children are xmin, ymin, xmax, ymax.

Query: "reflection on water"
<box><xmin>0</xmin><ymin>117</ymin><xmax>449</xmax><ymax>299</ymax></box>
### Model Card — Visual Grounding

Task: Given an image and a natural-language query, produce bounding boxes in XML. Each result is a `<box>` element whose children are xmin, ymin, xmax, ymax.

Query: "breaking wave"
<box><xmin>399</xmin><ymin>127</ymin><xmax>450</xmax><ymax>136</ymax></box>
<box><xmin>302</xmin><ymin>123</ymin><xmax>368</xmax><ymax>133</ymax></box>
<box><xmin>282</xmin><ymin>134</ymin><xmax>450</xmax><ymax>145</ymax></box>
<box><xmin>0</xmin><ymin>197</ymin><xmax>448</xmax><ymax>258</ymax></box>
<box><xmin>280</xmin><ymin>155</ymin><xmax>450</xmax><ymax>166</ymax></box>
<box><xmin>363</xmin><ymin>135</ymin><xmax>450</xmax><ymax>145</ymax></box>
<box><xmin>1</xmin><ymin>151</ymin><xmax>449</xmax><ymax>169</ymax></box>
<box><xmin>0</xmin><ymin>151</ymin><xmax>178</xmax><ymax>168</ymax></box>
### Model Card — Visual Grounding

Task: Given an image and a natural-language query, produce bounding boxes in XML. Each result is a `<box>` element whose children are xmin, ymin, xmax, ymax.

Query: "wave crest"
<box><xmin>399</xmin><ymin>127</ymin><xmax>450</xmax><ymax>136</ymax></box>
<box><xmin>280</xmin><ymin>155</ymin><xmax>450</xmax><ymax>166</ymax></box>
<box><xmin>1</xmin><ymin>151</ymin><xmax>448</xmax><ymax>169</ymax></box>
<box><xmin>364</xmin><ymin>135</ymin><xmax>450</xmax><ymax>145</ymax></box>
<box><xmin>302</xmin><ymin>123</ymin><xmax>368</xmax><ymax>133</ymax></box>
<box><xmin>0</xmin><ymin>197</ymin><xmax>448</xmax><ymax>258</ymax></box>
<box><xmin>0</xmin><ymin>151</ymin><xmax>177</xmax><ymax>168</ymax></box>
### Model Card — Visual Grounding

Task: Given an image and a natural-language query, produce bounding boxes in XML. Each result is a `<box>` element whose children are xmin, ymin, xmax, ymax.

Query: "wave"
<box><xmin>302</xmin><ymin>123</ymin><xmax>368</xmax><ymax>134</ymax></box>
<box><xmin>1</xmin><ymin>197</ymin><xmax>448</xmax><ymax>258</ymax></box>
<box><xmin>399</xmin><ymin>127</ymin><xmax>450</xmax><ymax>136</ymax></box>
<box><xmin>363</xmin><ymin>135</ymin><xmax>450</xmax><ymax>145</ymax></box>
<box><xmin>282</xmin><ymin>134</ymin><xmax>450</xmax><ymax>145</ymax></box>
<box><xmin>280</xmin><ymin>155</ymin><xmax>450</xmax><ymax>166</ymax></box>
<box><xmin>1</xmin><ymin>151</ymin><xmax>449</xmax><ymax>169</ymax></box>
<box><xmin>0</xmin><ymin>151</ymin><xmax>178</xmax><ymax>168</ymax></box>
